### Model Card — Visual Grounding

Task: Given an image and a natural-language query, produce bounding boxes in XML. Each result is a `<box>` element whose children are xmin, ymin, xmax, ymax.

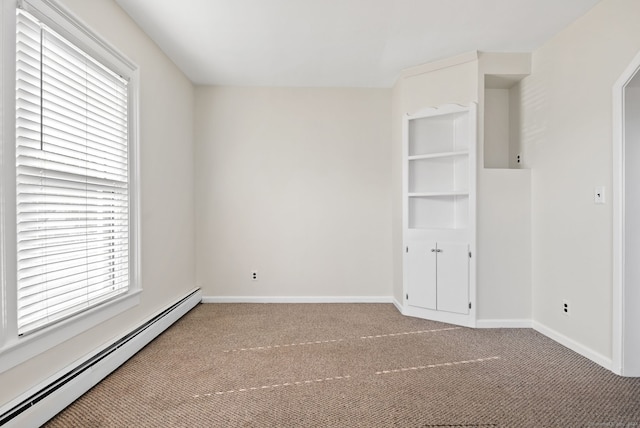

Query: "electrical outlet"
<box><xmin>562</xmin><ymin>300</ymin><xmax>570</xmax><ymax>316</ymax></box>
<box><xmin>594</xmin><ymin>186</ymin><xmax>605</xmax><ymax>204</ymax></box>
<box><xmin>251</xmin><ymin>271</ymin><xmax>258</xmax><ymax>281</ymax></box>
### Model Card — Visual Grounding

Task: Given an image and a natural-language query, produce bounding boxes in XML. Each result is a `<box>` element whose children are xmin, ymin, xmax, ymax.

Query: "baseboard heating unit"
<box><xmin>0</xmin><ymin>288</ymin><xmax>202</xmax><ymax>428</ymax></box>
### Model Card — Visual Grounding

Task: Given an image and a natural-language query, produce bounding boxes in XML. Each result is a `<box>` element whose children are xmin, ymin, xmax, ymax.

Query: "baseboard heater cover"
<box><xmin>0</xmin><ymin>288</ymin><xmax>202</xmax><ymax>428</ymax></box>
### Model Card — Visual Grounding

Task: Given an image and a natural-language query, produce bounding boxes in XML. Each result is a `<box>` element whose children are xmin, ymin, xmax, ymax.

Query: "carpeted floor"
<box><xmin>46</xmin><ymin>303</ymin><xmax>640</xmax><ymax>427</ymax></box>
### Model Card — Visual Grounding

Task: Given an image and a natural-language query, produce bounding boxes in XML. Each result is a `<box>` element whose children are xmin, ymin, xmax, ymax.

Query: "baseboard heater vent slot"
<box><xmin>0</xmin><ymin>288</ymin><xmax>201</xmax><ymax>427</ymax></box>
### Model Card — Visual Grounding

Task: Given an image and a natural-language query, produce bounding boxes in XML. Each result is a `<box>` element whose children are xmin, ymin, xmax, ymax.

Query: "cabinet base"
<box><xmin>402</xmin><ymin>304</ymin><xmax>475</xmax><ymax>328</ymax></box>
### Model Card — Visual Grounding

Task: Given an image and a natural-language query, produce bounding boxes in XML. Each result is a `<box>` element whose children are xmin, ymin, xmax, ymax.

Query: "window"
<box><xmin>16</xmin><ymin>9</ymin><xmax>132</xmax><ymax>335</ymax></box>
<box><xmin>0</xmin><ymin>0</ymin><xmax>139</xmax><ymax>369</ymax></box>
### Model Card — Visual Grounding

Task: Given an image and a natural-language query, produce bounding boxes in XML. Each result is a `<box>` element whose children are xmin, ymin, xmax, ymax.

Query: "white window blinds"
<box><xmin>16</xmin><ymin>9</ymin><xmax>130</xmax><ymax>335</ymax></box>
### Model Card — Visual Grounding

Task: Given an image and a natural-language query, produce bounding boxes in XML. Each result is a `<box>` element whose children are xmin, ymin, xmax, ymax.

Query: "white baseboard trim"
<box><xmin>1</xmin><ymin>288</ymin><xmax>202</xmax><ymax>428</ymax></box>
<box><xmin>533</xmin><ymin>320</ymin><xmax>612</xmax><ymax>371</ymax></box>
<box><xmin>392</xmin><ymin>298</ymin><xmax>403</xmax><ymax>313</ymax></box>
<box><xmin>476</xmin><ymin>319</ymin><xmax>533</xmax><ymax>328</ymax></box>
<box><xmin>201</xmin><ymin>295</ymin><xmax>394</xmax><ymax>304</ymax></box>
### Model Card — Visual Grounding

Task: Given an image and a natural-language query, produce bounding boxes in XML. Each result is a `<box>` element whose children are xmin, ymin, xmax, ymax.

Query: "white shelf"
<box><xmin>409</xmin><ymin>191</ymin><xmax>469</xmax><ymax>198</ymax></box>
<box><xmin>407</xmin><ymin>193</ymin><xmax>469</xmax><ymax>229</ymax></box>
<box><xmin>408</xmin><ymin>111</ymin><xmax>470</xmax><ymax>156</ymax></box>
<box><xmin>407</xmin><ymin>227</ymin><xmax>469</xmax><ymax>234</ymax></box>
<box><xmin>408</xmin><ymin>155</ymin><xmax>469</xmax><ymax>194</ymax></box>
<box><xmin>403</xmin><ymin>103</ymin><xmax>475</xmax><ymax>233</ymax></box>
<box><xmin>408</xmin><ymin>151</ymin><xmax>468</xmax><ymax>161</ymax></box>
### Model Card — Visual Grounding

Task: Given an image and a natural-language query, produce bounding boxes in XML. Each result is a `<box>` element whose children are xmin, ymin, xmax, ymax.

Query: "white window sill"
<box><xmin>0</xmin><ymin>289</ymin><xmax>141</xmax><ymax>375</ymax></box>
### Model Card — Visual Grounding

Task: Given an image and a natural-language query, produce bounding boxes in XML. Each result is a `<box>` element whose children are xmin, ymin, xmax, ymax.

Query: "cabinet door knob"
<box><xmin>436</xmin><ymin>249</ymin><xmax>443</xmax><ymax>253</ymax></box>
<box><xmin>430</xmin><ymin>249</ymin><xmax>436</xmax><ymax>252</ymax></box>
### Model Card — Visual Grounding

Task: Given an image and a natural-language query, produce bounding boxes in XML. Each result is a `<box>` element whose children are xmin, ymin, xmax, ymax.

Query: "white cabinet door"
<box><xmin>436</xmin><ymin>242</ymin><xmax>469</xmax><ymax>314</ymax></box>
<box><xmin>406</xmin><ymin>240</ymin><xmax>437</xmax><ymax>310</ymax></box>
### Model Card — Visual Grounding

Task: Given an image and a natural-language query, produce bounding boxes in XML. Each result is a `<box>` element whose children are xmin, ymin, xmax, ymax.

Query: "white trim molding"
<box><xmin>612</xmin><ymin>48</ymin><xmax>640</xmax><ymax>377</ymax></box>
<box><xmin>392</xmin><ymin>298</ymin><xmax>403</xmax><ymax>313</ymax></box>
<box><xmin>399</xmin><ymin>51</ymin><xmax>478</xmax><ymax>80</ymax></box>
<box><xmin>533</xmin><ymin>321</ymin><xmax>612</xmax><ymax>372</ymax></box>
<box><xmin>201</xmin><ymin>296</ymin><xmax>394</xmax><ymax>304</ymax></box>
<box><xmin>476</xmin><ymin>319</ymin><xmax>532</xmax><ymax>329</ymax></box>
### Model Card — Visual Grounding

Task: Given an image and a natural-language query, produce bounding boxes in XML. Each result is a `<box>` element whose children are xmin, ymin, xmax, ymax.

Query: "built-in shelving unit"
<box><xmin>405</xmin><ymin>106</ymin><xmax>473</xmax><ymax>232</ymax></box>
<box><xmin>402</xmin><ymin>103</ymin><xmax>477</xmax><ymax>327</ymax></box>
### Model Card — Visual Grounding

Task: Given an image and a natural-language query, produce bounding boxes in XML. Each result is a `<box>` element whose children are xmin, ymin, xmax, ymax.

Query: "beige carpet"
<box><xmin>46</xmin><ymin>304</ymin><xmax>640</xmax><ymax>427</ymax></box>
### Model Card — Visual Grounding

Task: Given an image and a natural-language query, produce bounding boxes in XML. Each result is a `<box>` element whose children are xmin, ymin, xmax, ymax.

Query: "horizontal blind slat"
<box><xmin>18</xmin><ymin>165</ymin><xmax>128</xmax><ymax>187</ymax></box>
<box><xmin>43</xmin><ymin>90</ymin><xmax>128</xmax><ymax>136</ymax></box>
<box><xmin>17</xmin><ymin>225</ymin><xmax>129</xmax><ymax>240</ymax></box>
<box><xmin>19</xmin><ymin>275</ymin><xmax>130</xmax><ymax>312</ymax></box>
<box><xmin>18</xmin><ymin>248</ymin><xmax>128</xmax><ymax>271</ymax></box>
<box><xmin>20</xmin><ymin>267</ymin><xmax>129</xmax><ymax>298</ymax></box>
<box><xmin>42</xmin><ymin>50</ymin><xmax>128</xmax><ymax>117</ymax></box>
<box><xmin>17</xmin><ymin>233</ymin><xmax>129</xmax><ymax>247</ymax></box>
<box><xmin>19</xmin><ymin>273</ymin><xmax>130</xmax><ymax>308</ymax></box>
<box><xmin>18</xmin><ymin>262</ymin><xmax>129</xmax><ymax>295</ymax></box>
<box><xmin>19</xmin><ymin>213</ymin><xmax>128</xmax><ymax>223</ymax></box>
<box><xmin>18</xmin><ymin>255</ymin><xmax>129</xmax><ymax>284</ymax></box>
<box><xmin>17</xmin><ymin>283</ymin><xmax>128</xmax><ymax>332</ymax></box>
<box><xmin>15</xmin><ymin>10</ymin><xmax>131</xmax><ymax>336</ymax></box>
<box><xmin>17</xmin><ymin>153</ymin><xmax>128</xmax><ymax>182</ymax></box>
<box><xmin>17</xmin><ymin>176</ymin><xmax>128</xmax><ymax>193</ymax></box>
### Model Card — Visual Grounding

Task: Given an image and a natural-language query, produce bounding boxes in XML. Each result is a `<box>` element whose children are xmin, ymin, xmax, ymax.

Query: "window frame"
<box><xmin>0</xmin><ymin>0</ymin><xmax>141</xmax><ymax>374</ymax></box>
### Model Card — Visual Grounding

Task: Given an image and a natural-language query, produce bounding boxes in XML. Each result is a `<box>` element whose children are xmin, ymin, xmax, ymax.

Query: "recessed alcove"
<box><xmin>483</xmin><ymin>74</ymin><xmax>527</xmax><ymax>169</ymax></box>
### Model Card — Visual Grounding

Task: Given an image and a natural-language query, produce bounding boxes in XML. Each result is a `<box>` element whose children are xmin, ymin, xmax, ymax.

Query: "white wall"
<box><xmin>508</xmin><ymin>83</ymin><xmax>523</xmax><ymax>169</ymax></box>
<box><xmin>0</xmin><ymin>0</ymin><xmax>196</xmax><ymax>407</ymax></box>
<box><xmin>521</xmin><ymin>0</ymin><xmax>640</xmax><ymax>360</ymax></box>
<box><xmin>476</xmin><ymin>169</ymin><xmax>531</xmax><ymax>322</ymax></box>
<box><xmin>476</xmin><ymin>54</ymin><xmax>532</xmax><ymax>326</ymax></box>
<box><xmin>484</xmin><ymin>89</ymin><xmax>510</xmax><ymax>168</ymax></box>
<box><xmin>195</xmin><ymin>86</ymin><xmax>392</xmax><ymax>299</ymax></box>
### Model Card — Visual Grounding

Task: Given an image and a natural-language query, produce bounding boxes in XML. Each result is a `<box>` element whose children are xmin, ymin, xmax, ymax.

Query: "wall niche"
<box><xmin>483</xmin><ymin>74</ymin><xmax>526</xmax><ymax>169</ymax></box>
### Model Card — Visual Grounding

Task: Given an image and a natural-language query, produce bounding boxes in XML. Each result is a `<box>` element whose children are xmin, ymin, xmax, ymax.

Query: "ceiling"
<box><xmin>115</xmin><ymin>0</ymin><xmax>601</xmax><ymax>88</ymax></box>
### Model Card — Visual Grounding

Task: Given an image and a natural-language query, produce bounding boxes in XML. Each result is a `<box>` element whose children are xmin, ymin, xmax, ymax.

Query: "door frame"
<box><xmin>612</xmin><ymin>49</ymin><xmax>640</xmax><ymax>376</ymax></box>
